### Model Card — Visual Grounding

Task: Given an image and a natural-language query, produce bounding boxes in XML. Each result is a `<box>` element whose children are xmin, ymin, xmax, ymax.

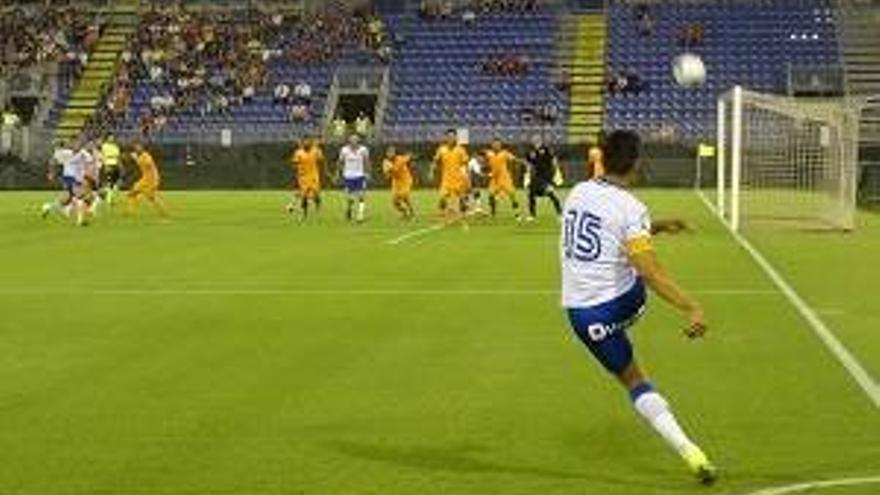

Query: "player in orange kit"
<box><xmin>127</xmin><ymin>142</ymin><xmax>169</xmax><ymax>217</ymax></box>
<box><xmin>484</xmin><ymin>137</ymin><xmax>523</xmax><ymax>221</ymax></box>
<box><xmin>431</xmin><ymin>129</ymin><xmax>469</xmax><ymax>223</ymax></box>
<box><xmin>587</xmin><ymin>132</ymin><xmax>606</xmax><ymax>179</ymax></box>
<box><xmin>288</xmin><ymin>137</ymin><xmax>325</xmax><ymax>220</ymax></box>
<box><xmin>382</xmin><ymin>146</ymin><xmax>415</xmax><ymax>220</ymax></box>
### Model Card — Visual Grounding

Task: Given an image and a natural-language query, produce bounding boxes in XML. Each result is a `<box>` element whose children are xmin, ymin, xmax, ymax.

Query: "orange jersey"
<box><xmin>485</xmin><ymin>149</ymin><xmax>515</xmax><ymax>184</ymax></box>
<box><xmin>434</xmin><ymin>144</ymin><xmax>468</xmax><ymax>190</ymax></box>
<box><xmin>588</xmin><ymin>145</ymin><xmax>605</xmax><ymax>178</ymax></box>
<box><xmin>385</xmin><ymin>154</ymin><xmax>413</xmax><ymax>190</ymax></box>
<box><xmin>292</xmin><ymin>146</ymin><xmax>323</xmax><ymax>178</ymax></box>
<box><xmin>134</xmin><ymin>151</ymin><xmax>160</xmax><ymax>184</ymax></box>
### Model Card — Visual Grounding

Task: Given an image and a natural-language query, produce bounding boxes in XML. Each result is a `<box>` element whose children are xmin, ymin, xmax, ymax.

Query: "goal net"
<box><xmin>714</xmin><ymin>86</ymin><xmax>859</xmax><ymax>232</ymax></box>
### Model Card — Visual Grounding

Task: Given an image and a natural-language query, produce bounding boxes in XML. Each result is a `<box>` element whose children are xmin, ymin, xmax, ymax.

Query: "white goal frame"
<box><xmin>714</xmin><ymin>85</ymin><xmax>860</xmax><ymax>232</ymax></box>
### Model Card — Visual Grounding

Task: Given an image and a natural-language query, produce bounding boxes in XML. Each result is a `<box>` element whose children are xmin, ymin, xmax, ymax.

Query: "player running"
<box><xmin>431</xmin><ymin>129</ymin><xmax>469</xmax><ymax>224</ymax></box>
<box><xmin>41</xmin><ymin>139</ymin><xmax>77</xmax><ymax>219</ymax></box>
<box><xmin>126</xmin><ymin>142</ymin><xmax>169</xmax><ymax>217</ymax></box>
<box><xmin>338</xmin><ymin>133</ymin><xmax>370</xmax><ymax>223</ymax></box>
<box><xmin>524</xmin><ymin>134</ymin><xmax>563</xmax><ymax>221</ymax></box>
<box><xmin>465</xmin><ymin>154</ymin><xmax>486</xmax><ymax>216</ymax></box>
<box><xmin>382</xmin><ymin>146</ymin><xmax>415</xmax><ymax>220</ymax></box>
<box><xmin>288</xmin><ymin>137</ymin><xmax>324</xmax><ymax>220</ymax></box>
<box><xmin>82</xmin><ymin>141</ymin><xmax>103</xmax><ymax>217</ymax></box>
<box><xmin>587</xmin><ymin>131</ymin><xmax>606</xmax><ymax>179</ymax></box>
<box><xmin>484</xmin><ymin>137</ymin><xmax>523</xmax><ymax>220</ymax></box>
<box><xmin>100</xmin><ymin>133</ymin><xmax>123</xmax><ymax>205</ymax></box>
<box><xmin>560</xmin><ymin>130</ymin><xmax>717</xmax><ymax>484</ymax></box>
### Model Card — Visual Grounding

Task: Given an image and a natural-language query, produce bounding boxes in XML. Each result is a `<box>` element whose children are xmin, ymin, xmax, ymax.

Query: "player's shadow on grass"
<box><xmin>328</xmin><ymin>438</ymin><xmax>661</xmax><ymax>490</ymax></box>
<box><xmin>329</xmin><ymin>439</ymin><xmax>585</xmax><ymax>480</ymax></box>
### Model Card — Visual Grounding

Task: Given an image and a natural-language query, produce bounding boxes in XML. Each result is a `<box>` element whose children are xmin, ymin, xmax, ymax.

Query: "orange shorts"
<box><xmin>489</xmin><ymin>178</ymin><xmax>515</xmax><ymax>197</ymax></box>
<box><xmin>131</xmin><ymin>178</ymin><xmax>159</xmax><ymax>197</ymax></box>
<box><xmin>392</xmin><ymin>181</ymin><xmax>412</xmax><ymax>199</ymax></box>
<box><xmin>298</xmin><ymin>175</ymin><xmax>320</xmax><ymax>197</ymax></box>
<box><xmin>439</xmin><ymin>181</ymin><xmax>466</xmax><ymax>199</ymax></box>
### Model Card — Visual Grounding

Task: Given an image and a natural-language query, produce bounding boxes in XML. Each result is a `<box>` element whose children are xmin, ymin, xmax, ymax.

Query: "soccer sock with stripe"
<box><xmin>630</xmin><ymin>382</ymin><xmax>699</xmax><ymax>457</ymax></box>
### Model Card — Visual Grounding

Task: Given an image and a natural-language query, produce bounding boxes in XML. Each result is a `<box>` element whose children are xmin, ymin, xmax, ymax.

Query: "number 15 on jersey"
<box><xmin>563</xmin><ymin>210</ymin><xmax>603</xmax><ymax>262</ymax></box>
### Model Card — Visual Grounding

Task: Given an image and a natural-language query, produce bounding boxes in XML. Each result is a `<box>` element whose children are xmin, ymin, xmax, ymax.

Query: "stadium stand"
<box><xmin>3</xmin><ymin>0</ymin><xmax>858</xmax><ymax>149</ymax></box>
<box><xmin>382</xmin><ymin>1</ymin><xmax>569</xmax><ymax>144</ymax></box>
<box><xmin>1</xmin><ymin>1</ymin><xmax>110</xmax><ymax>138</ymax></box>
<box><xmin>46</xmin><ymin>1</ymin><xmax>390</xmax><ymax>144</ymax></box>
<box><xmin>605</xmin><ymin>0</ymin><xmax>841</xmax><ymax>141</ymax></box>
<box><xmin>838</xmin><ymin>0</ymin><xmax>880</xmax><ymax>144</ymax></box>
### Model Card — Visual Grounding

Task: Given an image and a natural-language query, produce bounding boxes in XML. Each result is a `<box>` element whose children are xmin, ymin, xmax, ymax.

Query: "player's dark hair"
<box><xmin>603</xmin><ymin>130</ymin><xmax>641</xmax><ymax>176</ymax></box>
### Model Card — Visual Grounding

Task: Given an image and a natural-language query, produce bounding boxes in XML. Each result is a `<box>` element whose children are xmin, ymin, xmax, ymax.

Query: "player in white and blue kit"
<box><xmin>561</xmin><ymin>130</ymin><xmax>717</xmax><ymax>484</ymax></box>
<box><xmin>338</xmin><ymin>133</ymin><xmax>370</xmax><ymax>223</ymax></box>
<box><xmin>41</xmin><ymin>139</ymin><xmax>82</xmax><ymax>221</ymax></box>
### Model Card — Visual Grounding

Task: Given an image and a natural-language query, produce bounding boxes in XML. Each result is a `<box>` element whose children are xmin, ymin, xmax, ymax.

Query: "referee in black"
<box><xmin>524</xmin><ymin>133</ymin><xmax>563</xmax><ymax>221</ymax></box>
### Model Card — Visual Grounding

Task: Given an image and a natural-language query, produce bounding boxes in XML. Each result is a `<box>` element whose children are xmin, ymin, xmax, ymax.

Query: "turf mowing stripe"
<box><xmin>386</xmin><ymin>224</ymin><xmax>445</xmax><ymax>245</ymax></box>
<box><xmin>740</xmin><ymin>475</ymin><xmax>880</xmax><ymax>495</ymax></box>
<box><xmin>0</xmin><ymin>288</ymin><xmax>775</xmax><ymax>296</ymax></box>
<box><xmin>697</xmin><ymin>190</ymin><xmax>880</xmax><ymax>409</ymax></box>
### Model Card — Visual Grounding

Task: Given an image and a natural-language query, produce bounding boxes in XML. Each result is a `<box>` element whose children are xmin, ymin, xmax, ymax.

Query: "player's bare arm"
<box><xmin>627</xmin><ymin>242</ymin><xmax>707</xmax><ymax>339</ymax></box>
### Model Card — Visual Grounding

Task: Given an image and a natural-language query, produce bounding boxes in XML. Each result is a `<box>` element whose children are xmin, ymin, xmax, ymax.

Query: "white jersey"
<box><xmin>339</xmin><ymin>144</ymin><xmax>370</xmax><ymax>179</ymax></box>
<box><xmin>53</xmin><ymin>147</ymin><xmax>75</xmax><ymax>175</ymax></box>
<box><xmin>61</xmin><ymin>149</ymin><xmax>89</xmax><ymax>181</ymax></box>
<box><xmin>468</xmin><ymin>157</ymin><xmax>484</xmax><ymax>176</ymax></box>
<box><xmin>561</xmin><ymin>179</ymin><xmax>652</xmax><ymax>308</ymax></box>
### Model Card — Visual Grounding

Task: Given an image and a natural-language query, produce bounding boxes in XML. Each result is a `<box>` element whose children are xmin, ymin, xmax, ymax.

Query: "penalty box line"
<box><xmin>696</xmin><ymin>190</ymin><xmax>880</xmax><ymax>409</ymax></box>
<box><xmin>386</xmin><ymin>224</ymin><xmax>446</xmax><ymax>245</ymax></box>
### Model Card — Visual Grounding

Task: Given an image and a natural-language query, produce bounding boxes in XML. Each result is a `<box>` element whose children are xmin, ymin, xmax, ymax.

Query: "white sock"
<box><xmin>632</xmin><ymin>387</ymin><xmax>697</xmax><ymax>457</ymax></box>
<box><xmin>75</xmin><ymin>202</ymin><xmax>85</xmax><ymax>225</ymax></box>
<box><xmin>357</xmin><ymin>201</ymin><xmax>365</xmax><ymax>221</ymax></box>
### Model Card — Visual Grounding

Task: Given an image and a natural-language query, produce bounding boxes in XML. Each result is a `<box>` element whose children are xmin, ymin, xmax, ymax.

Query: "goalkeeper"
<box><xmin>523</xmin><ymin>133</ymin><xmax>563</xmax><ymax>222</ymax></box>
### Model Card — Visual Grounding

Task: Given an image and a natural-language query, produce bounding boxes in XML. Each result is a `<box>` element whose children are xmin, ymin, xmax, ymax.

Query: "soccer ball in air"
<box><xmin>672</xmin><ymin>53</ymin><xmax>706</xmax><ymax>87</ymax></box>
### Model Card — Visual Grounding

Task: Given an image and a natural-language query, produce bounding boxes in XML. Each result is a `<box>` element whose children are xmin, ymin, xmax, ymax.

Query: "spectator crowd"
<box><xmin>80</xmin><ymin>1</ymin><xmax>392</xmax><ymax>139</ymax></box>
<box><xmin>0</xmin><ymin>3</ymin><xmax>104</xmax><ymax>77</ymax></box>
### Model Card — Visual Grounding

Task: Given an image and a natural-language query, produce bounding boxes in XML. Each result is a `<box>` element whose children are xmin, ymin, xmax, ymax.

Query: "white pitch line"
<box><xmin>386</xmin><ymin>224</ymin><xmax>445</xmax><ymax>245</ymax></box>
<box><xmin>741</xmin><ymin>475</ymin><xmax>880</xmax><ymax>495</ymax></box>
<box><xmin>696</xmin><ymin>191</ymin><xmax>880</xmax><ymax>409</ymax></box>
<box><xmin>0</xmin><ymin>287</ymin><xmax>774</xmax><ymax>297</ymax></box>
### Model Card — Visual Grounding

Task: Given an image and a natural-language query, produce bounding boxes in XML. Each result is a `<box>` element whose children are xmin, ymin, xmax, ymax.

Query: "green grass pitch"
<box><xmin>0</xmin><ymin>189</ymin><xmax>878</xmax><ymax>495</ymax></box>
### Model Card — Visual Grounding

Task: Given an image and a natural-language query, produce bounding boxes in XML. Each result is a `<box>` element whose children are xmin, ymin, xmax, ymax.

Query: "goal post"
<box><xmin>716</xmin><ymin>86</ymin><xmax>860</xmax><ymax>232</ymax></box>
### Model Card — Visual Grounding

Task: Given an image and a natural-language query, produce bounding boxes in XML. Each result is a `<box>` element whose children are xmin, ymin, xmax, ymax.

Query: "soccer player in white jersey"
<box><xmin>465</xmin><ymin>155</ymin><xmax>486</xmax><ymax>215</ymax></box>
<box><xmin>338</xmin><ymin>133</ymin><xmax>370</xmax><ymax>223</ymax></box>
<box><xmin>42</xmin><ymin>139</ymin><xmax>84</xmax><ymax>222</ymax></box>
<box><xmin>83</xmin><ymin>141</ymin><xmax>103</xmax><ymax>215</ymax></box>
<box><xmin>560</xmin><ymin>130</ymin><xmax>717</xmax><ymax>484</ymax></box>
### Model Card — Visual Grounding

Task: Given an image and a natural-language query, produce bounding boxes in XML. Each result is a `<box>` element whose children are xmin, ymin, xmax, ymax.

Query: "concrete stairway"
<box><xmin>558</xmin><ymin>13</ymin><xmax>606</xmax><ymax>145</ymax></box>
<box><xmin>55</xmin><ymin>0</ymin><xmax>139</xmax><ymax>141</ymax></box>
<box><xmin>838</xmin><ymin>1</ymin><xmax>880</xmax><ymax>143</ymax></box>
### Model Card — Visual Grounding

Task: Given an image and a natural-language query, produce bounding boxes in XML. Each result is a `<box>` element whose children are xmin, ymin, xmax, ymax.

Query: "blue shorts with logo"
<box><xmin>344</xmin><ymin>177</ymin><xmax>367</xmax><ymax>194</ymax></box>
<box><xmin>61</xmin><ymin>176</ymin><xmax>81</xmax><ymax>196</ymax></box>
<box><xmin>566</xmin><ymin>279</ymin><xmax>647</xmax><ymax>374</ymax></box>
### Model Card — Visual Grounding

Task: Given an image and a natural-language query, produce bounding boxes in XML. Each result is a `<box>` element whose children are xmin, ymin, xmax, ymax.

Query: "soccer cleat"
<box><xmin>682</xmin><ymin>445</ymin><xmax>718</xmax><ymax>485</ymax></box>
<box><xmin>40</xmin><ymin>203</ymin><xmax>52</xmax><ymax>219</ymax></box>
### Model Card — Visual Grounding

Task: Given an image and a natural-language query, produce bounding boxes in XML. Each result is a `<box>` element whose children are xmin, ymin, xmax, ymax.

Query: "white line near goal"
<box><xmin>697</xmin><ymin>190</ymin><xmax>880</xmax><ymax>409</ymax></box>
<box><xmin>386</xmin><ymin>224</ymin><xmax>445</xmax><ymax>245</ymax></box>
<box><xmin>739</xmin><ymin>475</ymin><xmax>880</xmax><ymax>495</ymax></box>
